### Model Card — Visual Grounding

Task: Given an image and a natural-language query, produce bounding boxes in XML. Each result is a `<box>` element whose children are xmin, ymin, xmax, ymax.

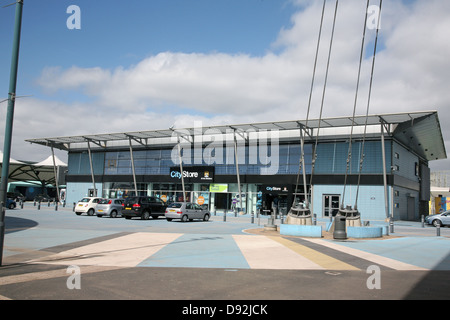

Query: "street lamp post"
<box><xmin>0</xmin><ymin>0</ymin><xmax>24</xmax><ymax>266</ymax></box>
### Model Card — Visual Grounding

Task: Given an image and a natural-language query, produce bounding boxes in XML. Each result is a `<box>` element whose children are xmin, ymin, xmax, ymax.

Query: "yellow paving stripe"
<box><xmin>269</xmin><ymin>236</ymin><xmax>359</xmax><ymax>271</ymax></box>
<box><xmin>233</xmin><ymin>235</ymin><xmax>324</xmax><ymax>270</ymax></box>
<box><xmin>302</xmin><ymin>238</ymin><xmax>427</xmax><ymax>271</ymax></box>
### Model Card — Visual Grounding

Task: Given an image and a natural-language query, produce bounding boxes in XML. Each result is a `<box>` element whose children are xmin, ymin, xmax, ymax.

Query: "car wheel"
<box><xmin>181</xmin><ymin>215</ymin><xmax>189</xmax><ymax>222</ymax></box>
<box><xmin>433</xmin><ymin>219</ymin><xmax>442</xmax><ymax>227</ymax></box>
<box><xmin>203</xmin><ymin>213</ymin><xmax>210</xmax><ymax>221</ymax></box>
<box><xmin>141</xmin><ymin>211</ymin><xmax>150</xmax><ymax>220</ymax></box>
<box><xmin>87</xmin><ymin>209</ymin><xmax>94</xmax><ymax>216</ymax></box>
<box><xmin>110</xmin><ymin>210</ymin><xmax>117</xmax><ymax>218</ymax></box>
<box><xmin>9</xmin><ymin>203</ymin><xmax>15</xmax><ymax>209</ymax></box>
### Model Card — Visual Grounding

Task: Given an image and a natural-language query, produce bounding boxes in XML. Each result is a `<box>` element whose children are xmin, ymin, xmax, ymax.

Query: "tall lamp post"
<box><xmin>0</xmin><ymin>0</ymin><xmax>24</xmax><ymax>266</ymax></box>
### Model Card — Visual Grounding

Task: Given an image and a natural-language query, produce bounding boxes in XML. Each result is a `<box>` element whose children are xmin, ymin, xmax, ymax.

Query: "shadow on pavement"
<box><xmin>4</xmin><ymin>216</ymin><xmax>38</xmax><ymax>234</ymax></box>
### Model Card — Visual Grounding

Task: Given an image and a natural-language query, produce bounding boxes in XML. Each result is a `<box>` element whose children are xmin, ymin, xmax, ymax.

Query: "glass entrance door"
<box><xmin>323</xmin><ymin>194</ymin><xmax>340</xmax><ymax>217</ymax></box>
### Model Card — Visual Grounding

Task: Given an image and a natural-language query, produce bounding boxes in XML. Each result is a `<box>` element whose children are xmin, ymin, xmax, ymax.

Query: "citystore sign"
<box><xmin>259</xmin><ymin>185</ymin><xmax>291</xmax><ymax>194</ymax></box>
<box><xmin>169</xmin><ymin>166</ymin><xmax>214</xmax><ymax>183</ymax></box>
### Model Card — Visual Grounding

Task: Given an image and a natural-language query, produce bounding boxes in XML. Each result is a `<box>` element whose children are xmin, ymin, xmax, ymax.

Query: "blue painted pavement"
<box><xmin>137</xmin><ymin>234</ymin><xmax>250</xmax><ymax>269</ymax></box>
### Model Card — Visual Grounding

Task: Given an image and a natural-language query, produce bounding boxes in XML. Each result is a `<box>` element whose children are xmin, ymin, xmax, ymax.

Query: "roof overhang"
<box><xmin>26</xmin><ymin>110</ymin><xmax>447</xmax><ymax>162</ymax></box>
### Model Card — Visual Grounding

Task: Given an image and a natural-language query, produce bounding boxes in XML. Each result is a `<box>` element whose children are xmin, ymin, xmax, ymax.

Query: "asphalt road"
<box><xmin>1</xmin><ymin>203</ymin><xmax>449</xmax><ymax>308</ymax></box>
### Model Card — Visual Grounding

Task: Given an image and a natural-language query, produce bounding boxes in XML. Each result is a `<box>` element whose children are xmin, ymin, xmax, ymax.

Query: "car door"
<box><xmin>113</xmin><ymin>199</ymin><xmax>123</xmax><ymax>211</ymax></box>
<box><xmin>185</xmin><ymin>203</ymin><xmax>194</xmax><ymax>218</ymax></box>
<box><xmin>441</xmin><ymin>212</ymin><xmax>450</xmax><ymax>225</ymax></box>
<box><xmin>193</xmin><ymin>204</ymin><xmax>203</xmax><ymax>219</ymax></box>
<box><xmin>149</xmin><ymin>197</ymin><xmax>164</xmax><ymax>213</ymax></box>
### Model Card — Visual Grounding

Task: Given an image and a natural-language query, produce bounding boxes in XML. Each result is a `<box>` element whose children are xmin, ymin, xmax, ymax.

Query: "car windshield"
<box><xmin>79</xmin><ymin>198</ymin><xmax>91</xmax><ymax>203</ymax></box>
<box><xmin>168</xmin><ymin>203</ymin><xmax>182</xmax><ymax>208</ymax></box>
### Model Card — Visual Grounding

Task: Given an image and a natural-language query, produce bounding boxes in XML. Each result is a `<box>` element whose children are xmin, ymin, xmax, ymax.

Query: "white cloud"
<box><xmin>3</xmin><ymin>0</ymin><xmax>450</xmax><ymax>170</ymax></box>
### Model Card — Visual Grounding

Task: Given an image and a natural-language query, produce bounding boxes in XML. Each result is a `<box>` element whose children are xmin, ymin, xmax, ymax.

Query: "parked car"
<box><xmin>75</xmin><ymin>197</ymin><xmax>101</xmax><ymax>216</ymax></box>
<box><xmin>96</xmin><ymin>198</ymin><xmax>124</xmax><ymax>218</ymax></box>
<box><xmin>425</xmin><ymin>211</ymin><xmax>450</xmax><ymax>227</ymax></box>
<box><xmin>6</xmin><ymin>198</ymin><xmax>16</xmax><ymax>209</ymax></box>
<box><xmin>122</xmin><ymin>196</ymin><xmax>167</xmax><ymax>220</ymax></box>
<box><xmin>7</xmin><ymin>192</ymin><xmax>25</xmax><ymax>202</ymax></box>
<box><xmin>165</xmin><ymin>202</ymin><xmax>210</xmax><ymax>222</ymax></box>
<box><xmin>34</xmin><ymin>194</ymin><xmax>54</xmax><ymax>203</ymax></box>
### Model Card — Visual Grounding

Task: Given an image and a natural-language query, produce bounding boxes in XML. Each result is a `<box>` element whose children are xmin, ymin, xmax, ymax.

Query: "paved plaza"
<box><xmin>1</xmin><ymin>203</ymin><xmax>449</xmax><ymax>303</ymax></box>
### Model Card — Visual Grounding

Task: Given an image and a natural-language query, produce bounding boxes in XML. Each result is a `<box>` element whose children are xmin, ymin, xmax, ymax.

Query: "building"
<box><xmin>27</xmin><ymin>110</ymin><xmax>446</xmax><ymax>221</ymax></box>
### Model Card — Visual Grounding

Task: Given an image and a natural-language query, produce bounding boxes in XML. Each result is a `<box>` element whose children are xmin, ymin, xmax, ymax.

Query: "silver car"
<box><xmin>96</xmin><ymin>198</ymin><xmax>124</xmax><ymax>218</ymax></box>
<box><xmin>165</xmin><ymin>202</ymin><xmax>210</xmax><ymax>222</ymax></box>
<box><xmin>425</xmin><ymin>211</ymin><xmax>450</xmax><ymax>227</ymax></box>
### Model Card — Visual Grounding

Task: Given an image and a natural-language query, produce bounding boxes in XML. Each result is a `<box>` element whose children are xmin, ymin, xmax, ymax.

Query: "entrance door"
<box><xmin>88</xmin><ymin>189</ymin><xmax>98</xmax><ymax>197</ymax></box>
<box><xmin>214</xmin><ymin>193</ymin><xmax>231</xmax><ymax>211</ymax></box>
<box><xmin>407</xmin><ymin>196</ymin><xmax>416</xmax><ymax>221</ymax></box>
<box><xmin>323</xmin><ymin>194</ymin><xmax>340</xmax><ymax>217</ymax></box>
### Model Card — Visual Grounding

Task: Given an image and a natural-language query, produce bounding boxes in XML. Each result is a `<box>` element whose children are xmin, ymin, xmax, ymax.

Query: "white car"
<box><xmin>75</xmin><ymin>197</ymin><xmax>101</xmax><ymax>216</ymax></box>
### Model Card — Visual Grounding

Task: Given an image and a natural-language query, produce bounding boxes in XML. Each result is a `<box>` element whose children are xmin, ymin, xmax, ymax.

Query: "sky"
<box><xmin>0</xmin><ymin>0</ymin><xmax>449</xmax><ymax>173</ymax></box>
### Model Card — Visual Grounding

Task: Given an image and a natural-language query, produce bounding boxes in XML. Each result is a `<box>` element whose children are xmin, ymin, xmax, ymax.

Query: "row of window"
<box><xmin>68</xmin><ymin>141</ymin><xmax>407</xmax><ymax>176</ymax></box>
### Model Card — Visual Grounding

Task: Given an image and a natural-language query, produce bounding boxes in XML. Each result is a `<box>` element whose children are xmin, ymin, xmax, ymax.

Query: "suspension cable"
<box><xmin>341</xmin><ymin>0</ymin><xmax>371</xmax><ymax>209</ymax></box>
<box><xmin>293</xmin><ymin>0</ymin><xmax>327</xmax><ymax>207</ymax></box>
<box><xmin>309</xmin><ymin>0</ymin><xmax>340</xmax><ymax>198</ymax></box>
<box><xmin>354</xmin><ymin>0</ymin><xmax>383</xmax><ymax>208</ymax></box>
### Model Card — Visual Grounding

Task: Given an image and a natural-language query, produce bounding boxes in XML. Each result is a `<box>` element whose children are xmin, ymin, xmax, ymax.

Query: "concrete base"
<box><xmin>280</xmin><ymin>224</ymin><xmax>322</xmax><ymax>238</ymax></box>
<box><xmin>347</xmin><ymin>226</ymin><xmax>383</xmax><ymax>238</ymax></box>
<box><xmin>264</xmin><ymin>224</ymin><xmax>277</xmax><ymax>231</ymax></box>
<box><xmin>285</xmin><ymin>214</ymin><xmax>312</xmax><ymax>225</ymax></box>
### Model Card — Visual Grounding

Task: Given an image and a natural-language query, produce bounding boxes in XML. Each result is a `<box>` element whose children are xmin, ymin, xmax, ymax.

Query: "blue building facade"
<box><xmin>28</xmin><ymin>111</ymin><xmax>446</xmax><ymax>222</ymax></box>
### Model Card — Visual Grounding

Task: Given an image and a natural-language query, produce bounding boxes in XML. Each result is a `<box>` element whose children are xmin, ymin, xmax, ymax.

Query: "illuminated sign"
<box><xmin>169</xmin><ymin>166</ymin><xmax>214</xmax><ymax>183</ymax></box>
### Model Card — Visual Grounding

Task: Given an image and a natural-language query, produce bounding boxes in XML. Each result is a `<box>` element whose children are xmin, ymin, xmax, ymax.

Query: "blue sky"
<box><xmin>1</xmin><ymin>0</ymin><xmax>294</xmax><ymax>96</ymax></box>
<box><xmin>1</xmin><ymin>0</ymin><xmax>450</xmax><ymax>172</ymax></box>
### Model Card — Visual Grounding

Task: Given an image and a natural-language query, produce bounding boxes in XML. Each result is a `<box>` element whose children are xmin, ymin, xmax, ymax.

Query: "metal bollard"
<box><xmin>313</xmin><ymin>213</ymin><xmax>317</xmax><ymax>225</ymax></box>
<box><xmin>73</xmin><ymin>202</ymin><xmax>76</xmax><ymax>212</ymax></box>
<box><xmin>389</xmin><ymin>217</ymin><xmax>394</xmax><ymax>234</ymax></box>
<box><xmin>437</xmin><ymin>224</ymin><xmax>441</xmax><ymax>236</ymax></box>
<box><xmin>223</xmin><ymin>210</ymin><xmax>227</xmax><ymax>222</ymax></box>
<box><xmin>55</xmin><ymin>202</ymin><xmax>58</xmax><ymax>211</ymax></box>
<box><xmin>38</xmin><ymin>201</ymin><xmax>41</xmax><ymax>210</ymax></box>
<box><xmin>421</xmin><ymin>215</ymin><xmax>424</xmax><ymax>228</ymax></box>
<box><xmin>20</xmin><ymin>200</ymin><xmax>23</xmax><ymax>209</ymax></box>
<box><xmin>251</xmin><ymin>211</ymin><xmax>254</xmax><ymax>224</ymax></box>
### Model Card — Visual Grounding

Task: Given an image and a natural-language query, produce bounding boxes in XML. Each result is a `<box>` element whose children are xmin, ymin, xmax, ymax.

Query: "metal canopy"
<box><xmin>26</xmin><ymin>110</ymin><xmax>447</xmax><ymax>162</ymax></box>
<box><xmin>0</xmin><ymin>153</ymin><xmax>67</xmax><ymax>186</ymax></box>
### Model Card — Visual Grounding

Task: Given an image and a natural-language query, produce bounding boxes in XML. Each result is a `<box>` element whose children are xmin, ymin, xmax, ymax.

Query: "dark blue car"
<box><xmin>6</xmin><ymin>198</ymin><xmax>16</xmax><ymax>209</ymax></box>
